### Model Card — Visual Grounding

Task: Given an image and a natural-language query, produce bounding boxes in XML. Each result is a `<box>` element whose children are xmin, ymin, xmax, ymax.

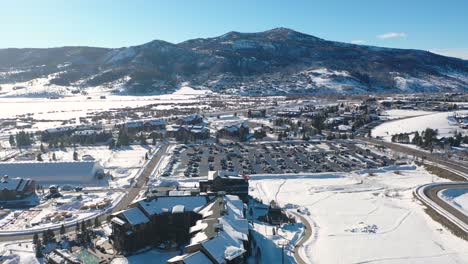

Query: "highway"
<box><xmin>0</xmin><ymin>143</ymin><xmax>169</xmax><ymax>242</ymax></box>
<box><xmin>359</xmin><ymin>137</ymin><xmax>468</xmax><ymax>176</ymax></box>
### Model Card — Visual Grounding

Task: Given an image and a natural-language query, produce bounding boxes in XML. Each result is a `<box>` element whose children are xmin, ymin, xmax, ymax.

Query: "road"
<box><xmin>359</xmin><ymin>137</ymin><xmax>468</xmax><ymax>176</ymax></box>
<box><xmin>360</xmin><ymin>137</ymin><xmax>468</xmax><ymax>235</ymax></box>
<box><xmin>0</xmin><ymin>143</ymin><xmax>169</xmax><ymax>242</ymax></box>
<box><xmin>290</xmin><ymin>211</ymin><xmax>312</xmax><ymax>264</ymax></box>
<box><xmin>424</xmin><ymin>183</ymin><xmax>468</xmax><ymax>226</ymax></box>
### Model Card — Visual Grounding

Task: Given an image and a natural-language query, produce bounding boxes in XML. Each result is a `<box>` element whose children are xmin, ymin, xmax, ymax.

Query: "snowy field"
<box><xmin>373</xmin><ymin>110</ymin><xmax>468</xmax><ymax>141</ymax></box>
<box><xmin>249</xmin><ymin>166</ymin><xmax>468</xmax><ymax>264</ymax></box>
<box><xmin>439</xmin><ymin>188</ymin><xmax>468</xmax><ymax>217</ymax></box>
<box><xmin>379</xmin><ymin>109</ymin><xmax>435</xmax><ymax>120</ymax></box>
<box><xmin>0</xmin><ymin>86</ymin><xmax>211</xmax><ymax>120</ymax></box>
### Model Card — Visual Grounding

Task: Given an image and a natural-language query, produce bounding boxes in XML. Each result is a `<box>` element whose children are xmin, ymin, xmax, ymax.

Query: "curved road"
<box><xmin>360</xmin><ymin>137</ymin><xmax>468</xmax><ymax>235</ymax></box>
<box><xmin>418</xmin><ymin>183</ymin><xmax>468</xmax><ymax>233</ymax></box>
<box><xmin>290</xmin><ymin>211</ymin><xmax>312</xmax><ymax>264</ymax></box>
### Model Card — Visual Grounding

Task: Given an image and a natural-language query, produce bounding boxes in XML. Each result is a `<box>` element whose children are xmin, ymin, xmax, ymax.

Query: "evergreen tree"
<box><xmin>37</xmin><ymin>153</ymin><xmax>43</xmax><ymax>162</ymax></box>
<box><xmin>40</xmin><ymin>143</ymin><xmax>45</xmax><ymax>153</ymax></box>
<box><xmin>60</xmin><ymin>224</ymin><xmax>66</xmax><ymax>236</ymax></box>
<box><xmin>42</xmin><ymin>230</ymin><xmax>49</xmax><ymax>245</ymax></box>
<box><xmin>33</xmin><ymin>233</ymin><xmax>39</xmax><ymax>245</ymax></box>
<box><xmin>73</xmin><ymin>151</ymin><xmax>79</xmax><ymax>161</ymax></box>
<box><xmin>35</xmin><ymin>239</ymin><xmax>43</xmax><ymax>258</ymax></box>
<box><xmin>9</xmin><ymin>135</ymin><xmax>15</xmax><ymax>147</ymax></box>
<box><xmin>52</xmin><ymin>153</ymin><xmax>57</xmax><ymax>161</ymax></box>
<box><xmin>109</xmin><ymin>138</ymin><xmax>115</xmax><ymax>149</ymax></box>
<box><xmin>94</xmin><ymin>217</ymin><xmax>100</xmax><ymax>228</ymax></box>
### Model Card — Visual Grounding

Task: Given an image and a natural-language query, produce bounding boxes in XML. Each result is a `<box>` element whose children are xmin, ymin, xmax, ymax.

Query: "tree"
<box><xmin>109</xmin><ymin>138</ymin><xmax>115</xmax><ymax>149</ymax></box>
<box><xmin>9</xmin><ymin>135</ymin><xmax>15</xmax><ymax>147</ymax></box>
<box><xmin>75</xmin><ymin>222</ymin><xmax>80</xmax><ymax>234</ymax></box>
<box><xmin>117</xmin><ymin>128</ymin><xmax>130</xmax><ymax>146</ymax></box>
<box><xmin>60</xmin><ymin>224</ymin><xmax>66</xmax><ymax>236</ymax></box>
<box><xmin>42</xmin><ymin>230</ymin><xmax>49</xmax><ymax>245</ymax></box>
<box><xmin>52</xmin><ymin>152</ymin><xmax>57</xmax><ymax>161</ymax></box>
<box><xmin>139</xmin><ymin>134</ymin><xmax>147</xmax><ymax>145</ymax></box>
<box><xmin>47</xmin><ymin>229</ymin><xmax>55</xmax><ymax>242</ymax></box>
<box><xmin>73</xmin><ymin>151</ymin><xmax>79</xmax><ymax>161</ymax></box>
<box><xmin>81</xmin><ymin>221</ymin><xmax>86</xmax><ymax>233</ymax></box>
<box><xmin>40</xmin><ymin>143</ymin><xmax>45</xmax><ymax>153</ymax></box>
<box><xmin>94</xmin><ymin>217</ymin><xmax>100</xmax><ymax>228</ymax></box>
<box><xmin>35</xmin><ymin>239</ymin><xmax>43</xmax><ymax>258</ymax></box>
<box><xmin>37</xmin><ymin>153</ymin><xmax>43</xmax><ymax>162</ymax></box>
<box><xmin>33</xmin><ymin>233</ymin><xmax>39</xmax><ymax>245</ymax></box>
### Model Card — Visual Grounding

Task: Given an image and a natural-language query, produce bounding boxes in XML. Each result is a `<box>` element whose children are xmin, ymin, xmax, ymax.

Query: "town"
<box><xmin>0</xmin><ymin>88</ymin><xmax>467</xmax><ymax>263</ymax></box>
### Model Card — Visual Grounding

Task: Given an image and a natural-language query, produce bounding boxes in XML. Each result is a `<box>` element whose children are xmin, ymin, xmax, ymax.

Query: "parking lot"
<box><xmin>166</xmin><ymin>141</ymin><xmax>394</xmax><ymax>177</ymax></box>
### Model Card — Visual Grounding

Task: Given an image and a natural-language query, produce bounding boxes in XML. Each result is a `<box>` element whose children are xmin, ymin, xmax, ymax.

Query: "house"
<box><xmin>247</xmin><ymin>109</ymin><xmax>266</xmax><ymax>118</ymax></box>
<box><xmin>144</xmin><ymin>118</ymin><xmax>166</xmax><ymax>131</ymax></box>
<box><xmin>199</xmin><ymin>171</ymin><xmax>249</xmax><ymax>202</ymax></box>
<box><xmin>216</xmin><ymin>122</ymin><xmax>249</xmax><ymax>141</ymax></box>
<box><xmin>41</xmin><ymin>126</ymin><xmax>75</xmax><ymax>141</ymax></box>
<box><xmin>177</xmin><ymin>114</ymin><xmax>204</xmax><ymax>125</ymax></box>
<box><xmin>167</xmin><ymin>125</ymin><xmax>210</xmax><ymax>141</ymax></box>
<box><xmin>0</xmin><ymin>176</ymin><xmax>36</xmax><ymax>201</ymax></box>
<box><xmin>0</xmin><ymin>161</ymin><xmax>104</xmax><ymax>185</ymax></box>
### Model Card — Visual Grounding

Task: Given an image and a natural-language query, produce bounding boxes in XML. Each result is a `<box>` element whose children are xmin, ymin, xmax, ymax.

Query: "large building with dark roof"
<box><xmin>0</xmin><ymin>175</ymin><xmax>36</xmax><ymax>201</ymax></box>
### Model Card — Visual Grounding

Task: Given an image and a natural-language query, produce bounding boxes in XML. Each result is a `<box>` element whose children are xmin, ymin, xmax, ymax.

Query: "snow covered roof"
<box><xmin>179</xmin><ymin>114</ymin><xmax>203</xmax><ymax>123</ymax></box>
<box><xmin>0</xmin><ymin>176</ymin><xmax>32</xmax><ymax>191</ymax></box>
<box><xmin>167</xmin><ymin>251</ymin><xmax>214</xmax><ymax>264</ymax></box>
<box><xmin>202</xmin><ymin>231</ymin><xmax>245</xmax><ymax>263</ymax></box>
<box><xmin>121</xmin><ymin>207</ymin><xmax>150</xmax><ymax>225</ymax></box>
<box><xmin>0</xmin><ymin>161</ymin><xmax>103</xmax><ymax>185</ymax></box>
<box><xmin>138</xmin><ymin>196</ymin><xmax>210</xmax><ymax>216</ymax></box>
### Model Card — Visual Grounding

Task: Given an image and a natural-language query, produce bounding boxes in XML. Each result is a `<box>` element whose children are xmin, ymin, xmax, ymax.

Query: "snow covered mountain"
<box><xmin>0</xmin><ymin>28</ymin><xmax>467</xmax><ymax>96</ymax></box>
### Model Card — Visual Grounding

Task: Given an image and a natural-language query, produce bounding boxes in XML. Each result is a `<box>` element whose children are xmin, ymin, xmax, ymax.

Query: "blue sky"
<box><xmin>1</xmin><ymin>0</ymin><xmax>467</xmax><ymax>58</ymax></box>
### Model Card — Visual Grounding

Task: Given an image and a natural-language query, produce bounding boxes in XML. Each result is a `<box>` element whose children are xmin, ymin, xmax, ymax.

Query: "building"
<box><xmin>166</xmin><ymin>125</ymin><xmax>210</xmax><ymax>141</ymax></box>
<box><xmin>111</xmin><ymin>195</ymin><xmax>212</xmax><ymax>253</ymax></box>
<box><xmin>199</xmin><ymin>171</ymin><xmax>249</xmax><ymax>202</ymax></box>
<box><xmin>46</xmin><ymin>249</ymin><xmax>81</xmax><ymax>264</ymax></box>
<box><xmin>41</xmin><ymin>126</ymin><xmax>75</xmax><ymax>141</ymax></box>
<box><xmin>111</xmin><ymin>194</ymin><xmax>251</xmax><ymax>264</ymax></box>
<box><xmin>168</xmin><ymin>195</ymin><xmax>250</xmax><ymax>264</ymax></box>
<box><xmin>0</xmin><ymin>176</ymin><xmax>36</xmax><ymax>201</ymax></box>
<box><xmin>177</xmin><ymin>114</ymin><xmax>204</xmax><ymax>125</ymax></box>
<box><xmin>216</xmin><ymin>122</ymin><xmax>249</xmax><ymax>141</ymax></box>
<box><xmin>0</xmin><ymin>161</ymin><xmax>104</xmax><ymax>185</ymax></box>
<box><xmin>144</xmin><ymin>118</ymin><xmax>166</xmax><ymax>131</ymax></box>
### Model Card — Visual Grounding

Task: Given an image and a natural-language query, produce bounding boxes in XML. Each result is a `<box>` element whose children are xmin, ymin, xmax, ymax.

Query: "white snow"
<box><xmin>249</xmin><ymin>165</ymin><xmax>468</xmax><ymax>263</ymax></box>
<box><xmin>373</xmin><ymin>110</ymin><xmax>468</xmax><ymax>141</ymax></box>
<box><xmin>439</xmin><ymin>188</ymin><xmax>468</xmax><ymax>216</ymax></box>
<box><xmin>379</xmin><ymin>109</ymin><xmax>435</xmax><ymax>120</ymax></box>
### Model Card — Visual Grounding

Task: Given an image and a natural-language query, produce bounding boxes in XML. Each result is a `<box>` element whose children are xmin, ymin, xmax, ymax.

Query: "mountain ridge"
<box><xmin>0</xmin><ymin>28</ymin><xmax>467</xmax><ymax>96</ymax></box>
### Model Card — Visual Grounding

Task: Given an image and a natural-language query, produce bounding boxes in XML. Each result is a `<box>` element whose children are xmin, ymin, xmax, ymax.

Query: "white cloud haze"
<box><xmin>377</xmin><ymin>32</ymin><xmax>407</xmax><ymax>39</ymax></box>
<box><xmin>430</xmin><ymin>48</ymin><xmax>468</xmax><ymax>60</ymax></box>
<box><xmin>351</xmin><ymin>40</ymin><xmax>366</xmax><ymax>44</ymax></box>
